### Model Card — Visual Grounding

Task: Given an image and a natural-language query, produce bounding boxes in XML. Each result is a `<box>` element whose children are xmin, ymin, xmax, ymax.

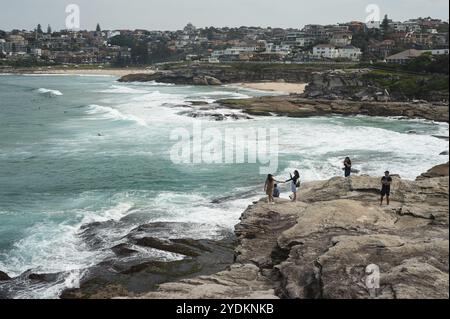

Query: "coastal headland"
<box><xmin>20</xmin><ymin>163</ymin><xmax>444</xmax><ymax>299</ymax></box>
<box><xmin>2</xmin><ymin>164</ymin><xmax>446</xmax><ymax>299</ymax></box>
<box><xmin>1</xmin><ymin>63</ymin><xmax>448</xmax><ymax>299</ymax></box>
<box><xmin>118</xmin><ymin>62</ymin><xmax>449</xmax><ymax>123</ymax></box>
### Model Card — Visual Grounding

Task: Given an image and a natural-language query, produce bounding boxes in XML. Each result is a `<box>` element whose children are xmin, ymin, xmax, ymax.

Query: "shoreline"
<box><xmin>231</xmin><ymin>82</ymin><xmax>307</xmax><ymax>94</ymax></box>
<box><xmin>0</xmin><ymin>68</ymin><xmax>155</xmax><ymax>77</ymax></box>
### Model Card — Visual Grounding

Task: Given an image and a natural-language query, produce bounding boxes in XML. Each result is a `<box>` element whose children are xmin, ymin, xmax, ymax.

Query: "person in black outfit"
<box><xmin>380</xmin><ymin>171</ymin><xmax>393</xmax><ymax>206</ymax></box>
<box><xmin>343</xmin><ymin>157</ymin><xmax>352</xmax><ymax>177</ymax></box>
<box><xmin>285</xmin><ymin>170</ymin><xmax>300</xmax><ymax>202</ymax></box>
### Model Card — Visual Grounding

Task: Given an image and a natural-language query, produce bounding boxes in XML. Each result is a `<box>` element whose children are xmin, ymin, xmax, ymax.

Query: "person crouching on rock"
<box><xmin>343</xmin><ymin>157</ymin><xmax>352</xmax><ymax>177</ymax></box>
<box><xmin>264</xmin><ymin>175</ymin><xmax>283</xmax><ymax>204</ymax></box>
<box><xmin>273</xmin><ymin>184</ymin><xmax>281</xmax><ymax>199</ymax></box>
<box><xmin>286</xmin><ymin>170</ymin><xmax>301</xmax><ymax>202</ymax></box>
<box><xmin>380</xmin><ymin>171</ymin><xmax>393</xmax><ymax>206</ymax></box>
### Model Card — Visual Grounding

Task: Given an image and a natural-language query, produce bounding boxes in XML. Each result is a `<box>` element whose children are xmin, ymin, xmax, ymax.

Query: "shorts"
<box><xmin>291</xmin><ymin>182</ymin><xmax>297</xmax><ymax>193</ymax></box>
<box><xmin>381</xmin><ymin>187</ymin><xmax>390</xmax><ymax>196</ymax></box>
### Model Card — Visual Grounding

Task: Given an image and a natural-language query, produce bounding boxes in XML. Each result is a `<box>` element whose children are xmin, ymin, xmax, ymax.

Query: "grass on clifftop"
<box><xmin>364</xmin><ymin>70</ymin><xmax>449</xmax><ymax>98</ymax></box>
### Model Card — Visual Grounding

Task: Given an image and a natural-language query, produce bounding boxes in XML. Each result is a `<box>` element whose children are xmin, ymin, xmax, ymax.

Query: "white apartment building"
<box><xmin>265</xmin><ymin>43</ymin><xmax>291</xmax><ymax>55</ymax></box>
<box><xmin>313</xmin><ymin>44</ymin><xmax>340</xmax><ymax>59</ymax></box>
<box><xmin>313</xmin><ymin>44</ymin><xmax>362</xmax><ymax>61</ymax></box>
<box><xmin>430</xmin><ymin>49</ymin><xmax>450</xmax><ymax>55</ymax></box>
<box><xmin>338</xmin><ymin>45</ymin><xmax>362</xmax><ymax>61</ymax></box>
<box><xmin>211</xmin><ymin>46</ymin><xmax>257</xmax><ymax>58</ymax></box>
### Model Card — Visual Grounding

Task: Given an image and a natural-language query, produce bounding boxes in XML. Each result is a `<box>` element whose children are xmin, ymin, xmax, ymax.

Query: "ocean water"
<box><xmin>0</xmin><ymin>74</ymin><xmax>448</xmax><ymax>298</ymax></box>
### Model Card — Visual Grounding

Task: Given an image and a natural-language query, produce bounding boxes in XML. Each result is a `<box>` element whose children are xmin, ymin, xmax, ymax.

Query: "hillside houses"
<box><xmin>0</xmin><ymin>17</ymin><xmax>448</xmax><ymax>66</ymax></box>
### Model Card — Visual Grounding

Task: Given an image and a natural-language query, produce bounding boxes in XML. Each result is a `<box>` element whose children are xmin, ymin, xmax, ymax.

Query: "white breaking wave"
<box><xmin>0</xmin><ymin>200</ymin><xmax>141</xmax><ymax>299</ymax></box>
<box><xmin>97</xmin><ymin>85</ymin><xmax>149</xmax><ymax>94</ymax></box>
<box><xmin>85</xmin><ymin>104</ymin><xmax>147</xmax><ymax>126</ymax></box>
<box><xmin>36</xmin><ymin>88</ymin><xmax>63</xmax><ymax>97</ymax></box>
<box><xmin>148</xmin><ymin>192</ymin><xmax>258</xmax><ymax>238</ymax></box>
<box><xmin>130</xmin><ymin>81</ymin><xmax>175</xmax><ymax>87</ymax></box>
<box><xmin>188</xmin><ymin>91</ymin><xmax>251</xmax><ymax>100</ymax></box>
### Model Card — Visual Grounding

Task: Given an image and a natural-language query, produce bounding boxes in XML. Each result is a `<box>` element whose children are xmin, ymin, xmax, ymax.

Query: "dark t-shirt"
<box><xmin>381</xmin><ymin>176</ymin><xmax>392</xmax><ymax>190</ymax></box>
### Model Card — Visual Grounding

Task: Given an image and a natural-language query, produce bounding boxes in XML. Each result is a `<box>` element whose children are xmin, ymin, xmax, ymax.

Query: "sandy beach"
<box><xmin>235</xmin><ymin>82</ymin><xmax>308</xmax><ymax>94</ymax></box>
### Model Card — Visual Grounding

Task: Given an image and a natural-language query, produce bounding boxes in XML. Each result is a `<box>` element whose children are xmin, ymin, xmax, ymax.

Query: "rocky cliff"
<box><xmin>301</xmin><ymin>69</ymin><xmax>449</xmax><ymax>103</ymax></box>
<box><xmin>133</xmin><ymin>163</ymin><xmax>449</xmax><ymax>299</ymax></box>
<box><xmin>118</xmin><ymin>64</ymin><xmax>312</xmax><ymax>85</ymax></box>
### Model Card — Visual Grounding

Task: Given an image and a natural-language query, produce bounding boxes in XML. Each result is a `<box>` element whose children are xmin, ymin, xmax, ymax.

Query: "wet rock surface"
<box><xmin>0</xmin><ymin>271</ymin><xmax>10</xmax><ymax>281</ymax></box>
<box><xmin>59</xmin><ymin>221</ymin><xmax>236</xmax><ymax>299</ymax></box>
<box><xmin>0</xmin><ymin>220</ymin><xmax>235</xmax><ymax>299</ymax></box>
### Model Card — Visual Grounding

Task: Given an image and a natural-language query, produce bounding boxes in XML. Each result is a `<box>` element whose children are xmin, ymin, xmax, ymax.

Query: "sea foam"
<box><xmin>85</xmin><ymin>104</ymin><xmax>148</xmax><ymax>126</ymax></box>
<box><xmin>36</xmin><ymin>88</ymin><xmax>63</xmax><ymax>97</ymax></box>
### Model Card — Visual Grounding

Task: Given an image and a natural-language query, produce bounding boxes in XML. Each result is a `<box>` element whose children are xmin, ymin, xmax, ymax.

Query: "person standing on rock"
<box><xmin>380</xmin><ymin>171</ymin><xmax>393</xmax><ymax>206</ymax></box>
<box><xmin>265</xmin><ymin>174</ymin><xmax>282</xmax><ymax>204</ymax></box>
<box><xmin>343</xmin><ymin>157</ymin><xmax>352</xmax><ymax>177</ymax></box>
<box><xmin>286</xmin><ymin>170</ymin><xmax>301</xmax><ymax>202</ymax></box>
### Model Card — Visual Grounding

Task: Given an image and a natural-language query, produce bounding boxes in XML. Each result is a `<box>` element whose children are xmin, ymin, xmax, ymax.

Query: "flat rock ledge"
<box><xmin>130</xmin><ymin>163</ymin><xmax>449</xmax><ymax>299</ymax></box>
<box><xmin>218</xmin><ymin>96</ymin><xmax>449</xmax><ymax>123</ymax></box>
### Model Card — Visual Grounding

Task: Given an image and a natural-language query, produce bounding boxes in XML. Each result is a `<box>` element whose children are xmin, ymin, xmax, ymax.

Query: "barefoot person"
<box><xmin>264</xmin><ymin>174</ymin><xmax>276</xmax><ymax>204</ymax></box>
<box><xmin>286</xmin><ymin>170</ymin><xmax>300</xmax><ymax>202</ymax></box>
<box><xmin>380</xmin><ymin>171</ymin><xmax>393</xmax><ymax>206</ymax></box>
<box><xmin>343</xmin><ymin>157</ymin><xmax>352</xmax><ymax>177</ymax></box>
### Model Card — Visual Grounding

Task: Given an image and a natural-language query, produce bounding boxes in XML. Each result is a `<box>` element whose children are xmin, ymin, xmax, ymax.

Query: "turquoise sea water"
<box><xmin>0</xmin><ymin>74</ymin><xmax>448</xmax><ymax>298</ymax></box>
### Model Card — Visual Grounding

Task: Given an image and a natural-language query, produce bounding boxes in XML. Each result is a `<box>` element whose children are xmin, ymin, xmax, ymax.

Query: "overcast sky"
<box><xmin>1</xmin><ymin>0</ymin><xmax>449</xmax><ymax>31</ymax></box>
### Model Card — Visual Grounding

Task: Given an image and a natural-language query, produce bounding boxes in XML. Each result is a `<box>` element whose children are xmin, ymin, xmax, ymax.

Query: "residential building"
<box><xmin>303</xmin><ymin>24</ymin><xmax>328</xmax><ymax>39</ymax></box>
<box><xmin>313</xmin><ymin>44</ymin><xmax>339</xmax><ymax>59</ymax></box>
<box><xmin>295</xmin><ymin>37</ymin><xmax>315</xmax><ymax>48</ymax></box>
<box><xmin>313</xmin><ymin>44</ymin><xmax>362</xmax><ymax>61</ymax></box>
<box><xmin>430</xmin><ymin>49</ymin><xmax>450</xmax><ymax>55</ymax></box>
<box><xmin>368</xmin><ymin>39</ymin><xmax>396</xmax><ymax>58</ymax></box>
<box><xmin>386</xmin><ymin>47</ymin><xmax>449</xmax><ymax>64</ymax></box>
<box><xmin>330</xmin><ymin>32</ymin><xmax>353</xmax><ymax>46</ymax></box>
<box><xmin>386</xmin><ymin>49</ymin><xmax>426</xmax><ymax>64</ymax></box>
<box><xmin>265</xmin><ymin>43</ymin><xmax>291</xmax><ymax>55</ymax></box>
<box><xmin>338</xmin><ymin>45</ymin><xmax>362</xmax><ymax>61</ymax></box>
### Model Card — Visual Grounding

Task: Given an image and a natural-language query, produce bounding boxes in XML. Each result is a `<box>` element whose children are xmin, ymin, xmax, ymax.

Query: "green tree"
<box><xmin>131</xmin><ymin>42</ymin><xmax>149</xmax><ymax>65</ymax></box>
<box><xmin>381</xmin><ymin>15</ymin><xmax>390</xmax><ymax>35</ymax></box>
<box><xmin>96</xmin><ymin>23</ymin><xmax>101</xmax><ymax>32</ymax></box>
<box><xmin>37</xmin><ymin>24</ymin><xmax>43</xmax><ymax>34</ymax></box>
<box><xmin>405</xmin><ymin>52</ymin><xmax>433</xmax><ymax>73</ymax></box>
<box><xmin>47</xmin><ymin>25</ymin><xmax>52</xmax><ymax>34</ymax></box>
<box><xmin>406</xmin><ymin>53</ymin><xmax>449</xmax><ymax>75</ymax></box>
<box><xmin>108</xmin><ymin>35</ymin><xmax>135</xmax><ymax>47</ymax></box>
